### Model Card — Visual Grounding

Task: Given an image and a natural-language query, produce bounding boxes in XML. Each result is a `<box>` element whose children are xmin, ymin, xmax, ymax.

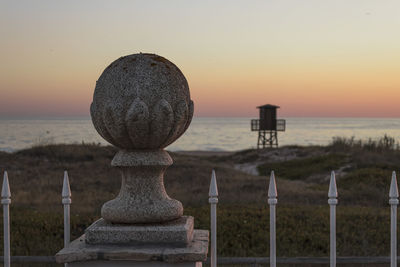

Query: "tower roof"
<box><xmin>256</xmin><ymin>104</ymin><xmax>280</xmax><ymax>109</ymax></box>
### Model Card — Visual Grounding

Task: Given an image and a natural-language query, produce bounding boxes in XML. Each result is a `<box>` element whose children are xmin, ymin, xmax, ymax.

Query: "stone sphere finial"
<box><xmin>90</xmin><ymin>53</ymin><xmax>194</xmax><ymax>150</ymax></box>
<box><xmin>90</xmin><ymin>53</ymin><xmax>193</xmax><ymax>224</ymax></box>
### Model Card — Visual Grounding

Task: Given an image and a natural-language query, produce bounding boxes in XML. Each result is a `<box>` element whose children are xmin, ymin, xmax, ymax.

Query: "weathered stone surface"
<box><xmin>85</xmin><ymin>216</ymin><xmax>194</xmax><ymax>246</ymax></box>
<box><xmin>89</xmin><ymin>53</ymin><xmax>194</xmax><ymax>223</ymax></box>
<box><xmin>111</xmin><ymin>150</ymin><xmax>172</xmax><ymax>167</ymax></box>
<box><xmin>90</xmin><ymin>53</ymin><xmax>194</xmax><ymax>150</ymax></box>
<box><xmin>56</xmin><ymin>230</ymin><xmax>209</xmax><ymax>264</ymax></box>
<box><xmin>55</xmin><ymin>53</ymin><xmax>208</xmax><ymax>266</ymax></box>
<box><xmin>101</xmin><ymin>150</ymin><xmax>183</xmax><ymax>223</ymax></box>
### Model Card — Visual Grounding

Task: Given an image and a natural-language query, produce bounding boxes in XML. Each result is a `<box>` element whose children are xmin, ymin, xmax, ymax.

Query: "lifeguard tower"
<box><xmin>251</xmin><ymin>104</ymin><xmax>286</xmax><ymax>148</ymax></box>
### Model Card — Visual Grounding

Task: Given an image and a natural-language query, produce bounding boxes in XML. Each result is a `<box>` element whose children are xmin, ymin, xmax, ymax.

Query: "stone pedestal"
<box><xmin>56</xmin><ymin>230</ymin><xmax>208</xmax><ymax>267</ymax></box>
<box><xmin>101</xmin><ymin>150</ymin><xmax>183</xmax><ymax>224</ymax></box>
<box><xmin>56</xmin><ymin>53</ymin><xmax>208</xmax><ymax>266</ymax></box>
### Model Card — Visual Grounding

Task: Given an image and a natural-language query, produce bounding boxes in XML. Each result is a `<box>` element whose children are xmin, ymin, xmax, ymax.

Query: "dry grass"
<box><xmin>0</xmin><ymin>139</ymin><xmax>399</xmax><ymax>257</ymax></box>
<box><xmin>0</xmin><ymin>139</ymin><xmax>398</xmax><ymax>212</ymax></box>
<box><xmin>0</xmin><ymin>144</ymin><xmax>331</xmax><ymax>213</ymax></box>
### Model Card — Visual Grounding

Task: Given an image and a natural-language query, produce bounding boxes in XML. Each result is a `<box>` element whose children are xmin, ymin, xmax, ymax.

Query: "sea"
<box><xmin>0</xmin><ymin>117</ymin><xmax>400</xmax><ymax>153</ymax></box>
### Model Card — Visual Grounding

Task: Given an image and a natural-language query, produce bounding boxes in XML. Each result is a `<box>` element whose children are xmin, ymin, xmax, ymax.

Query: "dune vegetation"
<box><xmin>0</xmin><ymin>135</ymin><xmax>399</xmax><ymax>259</ymax></box>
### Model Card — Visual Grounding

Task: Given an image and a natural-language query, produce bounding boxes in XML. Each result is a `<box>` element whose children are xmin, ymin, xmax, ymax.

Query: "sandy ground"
<box><xmin>174</xmin><ymin>150</ymin><xmax>235</xmax><ymax>156</ymax></box>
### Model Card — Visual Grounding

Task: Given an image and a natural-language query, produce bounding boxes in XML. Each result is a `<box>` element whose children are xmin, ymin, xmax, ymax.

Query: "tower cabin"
<box><xmin>251</xmin><ymin>104</ymin><xmax>286</xmax><ymax>148</ymax></box>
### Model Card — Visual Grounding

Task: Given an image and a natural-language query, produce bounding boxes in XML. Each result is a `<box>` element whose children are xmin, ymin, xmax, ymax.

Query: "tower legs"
<box><xmin>257</xmin><ymin>130</ymin><xmax>278</xmax><ymax>149</ymax></box>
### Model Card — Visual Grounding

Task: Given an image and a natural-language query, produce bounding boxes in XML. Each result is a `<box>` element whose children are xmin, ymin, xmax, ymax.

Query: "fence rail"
<box><xmin>0</xmin><ymin>256</ymin><xmax>398</xmax><ymax>264</ymax></box>
<box><xmin>208</xmin><ymin>256</ymin><xmax>400</xmax><ymax>264</ymax></box>
<box><xmin>0</xmin><ymin>256</ymin><xmax>56</xmax><ymax>263</ymax></box>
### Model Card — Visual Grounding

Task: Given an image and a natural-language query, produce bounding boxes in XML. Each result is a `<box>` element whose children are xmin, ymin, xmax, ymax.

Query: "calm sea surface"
<box><xmin>0</xmin><ymin>117</ymin><xmax>399</xmax><ymax>152</ymax></box>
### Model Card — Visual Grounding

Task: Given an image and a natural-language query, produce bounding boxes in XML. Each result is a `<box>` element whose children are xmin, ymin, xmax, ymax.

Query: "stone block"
<box><xmin>56</xmin><ymin>230</ymin><xmax>209</xmax><ymax>265</ymax></box>
<box><xmin>85</xmin><ymin>216</ymin><xmax>194</xmax><ymax>246</ymax></box>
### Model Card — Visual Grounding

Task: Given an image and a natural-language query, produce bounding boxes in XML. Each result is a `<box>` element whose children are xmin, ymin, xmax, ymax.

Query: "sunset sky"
<box><xmin>1</xmin><ymin>1</ymin><xmax>399</xmax><ymax>117</ymax></box>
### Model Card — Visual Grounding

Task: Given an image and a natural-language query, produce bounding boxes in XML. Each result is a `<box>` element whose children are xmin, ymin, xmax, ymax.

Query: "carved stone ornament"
<box><xmin>90</xmin><ymin>53</ymin><xmax>194</xmax><ymax>223</ymax></box>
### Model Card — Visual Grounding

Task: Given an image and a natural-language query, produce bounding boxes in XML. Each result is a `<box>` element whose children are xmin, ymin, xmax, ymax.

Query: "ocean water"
<box><xmin>0</xmin><ymin>117</ymin><xmax>400</xmax><ymax>152</ymax></box>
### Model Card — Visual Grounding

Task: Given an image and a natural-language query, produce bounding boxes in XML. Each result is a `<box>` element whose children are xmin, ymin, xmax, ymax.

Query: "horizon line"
<box><xmin>0</xmin><ymin>115</ymin><xmax>399</xmax><ymax>120</ymax></box>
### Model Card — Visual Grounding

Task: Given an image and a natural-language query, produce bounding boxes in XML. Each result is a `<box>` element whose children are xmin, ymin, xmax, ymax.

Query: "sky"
<box><xmin>1</xmin><ymin>0</ymin><xmax>399</xmax><ymax>118</ymax></box>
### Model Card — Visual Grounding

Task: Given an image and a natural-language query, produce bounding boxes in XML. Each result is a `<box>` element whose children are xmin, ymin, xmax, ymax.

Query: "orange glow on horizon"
<box><xmin>1</xmin><ymin>1</ymin><xmax>399</xmax><ymax>118</ymax></box>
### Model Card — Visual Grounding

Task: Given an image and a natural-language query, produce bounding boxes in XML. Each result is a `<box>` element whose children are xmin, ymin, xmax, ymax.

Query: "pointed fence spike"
<box><xmin>62</xmin><ymin>170</ymin><xmax>72</xmax><ymax>250</ymax></box>
<box><xmin>62</xmin><ymin>170</ymin><xmax>71</xmax><ymax>198</ymax></box>
<box><xmin>389</xmin><ymin>171</ymin><xmax>399</xmax><ymax>267</ymax></box>
<box><xmin>2</xmin><ymin>170</ymin><xmax>11</xmax><ymax>267</ymax></box>
<box><xmin>268</xmin><ymin>170</ymin><xmax>277</xmax><ymax>267</ymax></box>
<box><xmin>268</xmin><ymin>171</ymin><xmax>277</xmax><ymax>198</ymax></box>
<box><xmin>328</xmin><ymin>171</ymin><xmax>338</xmax><ymax>198</ymax></box>
<box><xmin>328</xmin><ymin>170</ymin><xmax>338</xmax><ymax>267</ymax></box>
<box><xmin>209</xmin><ymin>169</ymin><xmax>218</xmax><ymax>267</ymax></box>
<box><xmin>1</xmin><ymin>171</ymin><xmax>11</xmax><ymax>198</ymax></box>
<box><xmin>389</xmin><ymin>171</ymin><xmax>399</xmax><ymax>198</ymax></box>
<box><xmin>209</xmin><ymin>169</ymin><xmax>218</xmax><ymax>197</ymax></box>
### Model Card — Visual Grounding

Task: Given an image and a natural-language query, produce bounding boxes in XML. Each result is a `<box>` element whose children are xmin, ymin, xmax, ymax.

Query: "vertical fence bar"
<box><xmin>268</xmin><ymin>171</ymin><xmax>277</xmax><ymax>267</ymax></box>
<box><xmin>389</xmin><ymin>171</ymin><xmax>399</xmax><ymax>267</ymax></box>
<box><xmin>2</xmin><ymin>171</ymin><xmax>11</xmax><ymax>267</ymax></box>
<box><xmin>328</xmin><ymin>171</ymin><xmax>338</xmax><ymax>267</ymax></box>
<box><xmin>209</xmin><ymin>170</ymin><xmax>218</xmax><ymax>267</ymax></box>
<box><xmin>62</xmin><ymin>171</ymin><xmax>71</xmax><ymax>249</ymax></box>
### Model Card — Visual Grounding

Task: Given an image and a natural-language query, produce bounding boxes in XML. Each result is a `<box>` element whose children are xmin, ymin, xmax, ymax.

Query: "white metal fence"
<box><xmin>207</xmin><ymin>169</ymin><xmax>399</xmax><ymax>267</ymax></box>
<box><xmin>1</xmin><ymin>169</ymin><xmax>399</xmax><ymax>266</ymax></box>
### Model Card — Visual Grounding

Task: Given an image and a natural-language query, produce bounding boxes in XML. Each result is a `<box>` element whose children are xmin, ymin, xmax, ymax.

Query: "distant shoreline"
<box><xmin>1</xmin><ymin>117</ymin><xmax>400</xmax><ymax>152</ymax></box>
